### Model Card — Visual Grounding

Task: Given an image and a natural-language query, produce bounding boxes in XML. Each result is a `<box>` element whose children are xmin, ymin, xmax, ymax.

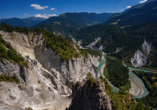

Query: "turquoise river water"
<box><xmin>97</xmin><ymin>52</ymin><xmax>149</xmax><ymax>98</ymax></box>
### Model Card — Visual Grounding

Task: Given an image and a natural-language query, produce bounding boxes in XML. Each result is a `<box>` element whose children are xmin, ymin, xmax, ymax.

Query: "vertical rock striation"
<box><xmin>0</xmin><ymin>31</ymin><xmax>100</xmax><ymax>110</ymax></box>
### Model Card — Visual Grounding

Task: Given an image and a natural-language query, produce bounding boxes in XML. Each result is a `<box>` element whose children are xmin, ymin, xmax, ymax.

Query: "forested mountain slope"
<box><xmin>108</xmin><ymin>0</ymin><xmax>155</xmax><ymax>20</ymax></box>
<box><xmin>35</xmin><ymin>12</ymin><xmax>113</xmax><ymax>35</ymax></box>
<box><xmin>103</xmin><ymin>0</ymin><xmax>157</xmax><ymax>26</ymax></box>
<box><xmin>73</xmin><ymin>24</ymin><xmax>125</xmax><ymax>47</ymax></box>
<box><xmin>73</xmin><ymin>0</ymin><xmax>157</xmax><ymax>67</ymax></box>
<box><xmin>74</xmin><ymin>20</ymin><xmax>157</xmax><ymax>68</ymax></box>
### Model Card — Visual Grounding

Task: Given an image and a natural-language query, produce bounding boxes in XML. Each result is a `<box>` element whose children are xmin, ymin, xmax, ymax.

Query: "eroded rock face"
<box><xmin>115</xmin><ymin>47</ymin><xmax>121</xmax><ymax>53</ymax></box>
<box><xmin>0</xmin><ymin>31</ymin><xmax>100</xmax><ymax>110</ymax></box>
<box><xmin>142</xmin><ymin>41</ymin><xmax>152</xmax><ymax>55</ymax></box>
<box><xmin>131</xmin><ymin>50</ymin><xmax>147</xmax><ymax>67</ymax></box>
<box><xmin>0</xmin><ymin>57</ymin><xmax>68</xmax><ymax>110</ymax></box>
<box><xmin>34</xmin><ymin>46</ymin><xmax>99</xmax><ymax>84</ymax></box>
<box><xmin>86</xmin><ymin>37</ymin><xmax>104</xmax><ymax>51</ymax></box>
<box><xmin>86</xmin><ymin>37</ymin><xmax>101</xmax><ymax>49</ymax></box>
<box><xmin>131</xmin><ymin>40</ymin><xmax>152</xmax><ymax>67</ymax></box>
<box><xmin>99</xmin><ymin>45</ymin><xmax>104</xmax><ymax>51</ymax></box>
<box><xmin>68</xmin><ymin>79</ymin><xmax>112</xmax><ymax>110</ymax></box>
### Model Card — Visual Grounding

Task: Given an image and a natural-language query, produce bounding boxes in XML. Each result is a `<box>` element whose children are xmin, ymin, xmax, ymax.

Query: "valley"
<box><xmin>97</xmin><ymin>51</ymin><xmax>149</xmax><ymax>98</ymax></box>
<box><xmin>0</xmin><ymin>0</ymin><xmax>157</xmax><ymax>109</ymax></box>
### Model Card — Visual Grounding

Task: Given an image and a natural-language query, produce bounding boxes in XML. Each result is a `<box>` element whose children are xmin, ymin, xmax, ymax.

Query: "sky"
<box><xmin>0</xmin><ymin>0</ymin><xmax>148</xmax><ymax>19</ymax></box>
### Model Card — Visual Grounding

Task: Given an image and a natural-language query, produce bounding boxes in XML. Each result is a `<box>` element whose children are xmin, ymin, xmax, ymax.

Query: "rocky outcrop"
<box><xmin>85</xmin><ymin>37</ymin><xmax>104</xmax><ymax>50</ymax></box>
<box><xmin>131</xmin><ymin>41</ymin><xmax>152</xmax><ymax>67</ymax></box>
<box><xmin>131</xmin><ymin>50</ymin><xmax>147</xmax><ymax>67</ymax></box>
<box><xmin>68</xmin><ymin>79</ymin><xmax>112</xmax><ymax>110</ymax></box>
<box><xmin>86</xmin><ymin>37</ymin><xmax>101</xmax><ymax>49</ymax></box>
<box><xmin>115</xmin><ymin>47</ymin><xmax>121</xmax><ymax>53</ymax></box>
<box><xmin>99</xmin><ymin>45</ymin><xmax>104</xmax><ymax>51</ymax></box>
<box><xmin>0</xmin><ymin>57</ymin><xmax>70</xmax><ymax>110</ymax></box>
<box><xmin>142</xmin><ymin>40</ymin><xmax>152</xmax><ymax>55</ymax></box>
<box><xmin>69</xmin><ymin>35</ymin><xmax>77</xmax><ymax>44</ymax></box>
<box><xmin>0</xmin><ymin>31</ymin><xmax>100</xmax><ymax>110</ymax></box>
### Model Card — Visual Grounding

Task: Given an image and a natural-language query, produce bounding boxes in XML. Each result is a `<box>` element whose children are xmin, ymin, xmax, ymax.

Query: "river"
<box><xmin>98</xmin><ymin>52</ymin><xmax>149</xmax><ymax>98</ymax></box>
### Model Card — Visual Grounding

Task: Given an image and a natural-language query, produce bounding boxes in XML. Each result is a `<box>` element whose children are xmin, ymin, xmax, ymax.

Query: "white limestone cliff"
<box><xmin>0</xmin><ymin>31</ymin><xmax>100</xmax><ymax>110</ymax></box>
<box><xmin>142</xmin><ymin>40</ymin><xmax>152</xmax><ymax>55</ymax></box>
<box><xmin>131</xmin><ymin>50</ymin><xmax>147</xmax><ymax>67</ymax></box>
<box><xmin>98</xmin><ymin>45</ymin><xmax>104</xmax><ymax>51</ymax></box>
<box><xmin>131</xmin><ymin>40</ymin><xmax>152</xmax><ymax>67</ymax></box>
<box><xmin>86</xmin><ymin>37</ymin><xmax>101</xmax><ymax>49</ymax></box>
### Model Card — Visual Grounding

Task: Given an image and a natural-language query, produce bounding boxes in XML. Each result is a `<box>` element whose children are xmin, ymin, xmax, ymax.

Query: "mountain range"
<box><xmin>0</xmin><ymin>16</ymin><xmax>45</xmax><ymax>27</ymax></box>
<box><xmin>0</xmin><ymin>13</ymin><xmax>113</xmax><ymax>35</ymax></box>
<box><xmin>0</xmin><ymin>0</ymin><xmax>157</xmax><ymax>109</ymax></box>
<box><xmin>35</xmin><ymin>12</ymin><xmax>113</xmax><ymax>35</ymax></box>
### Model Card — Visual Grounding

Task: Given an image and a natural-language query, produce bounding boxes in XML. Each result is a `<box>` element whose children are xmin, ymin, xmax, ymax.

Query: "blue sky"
<box><xmin>0</xmin><ymin>0</ymin><xmax>148</xmax><ymax>19</ymax></box>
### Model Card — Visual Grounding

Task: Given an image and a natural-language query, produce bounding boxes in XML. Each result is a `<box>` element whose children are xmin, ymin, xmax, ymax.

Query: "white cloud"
<box><xmin>121</xmin><ymin>9</ymin><xmax>124</xmax><ymax>11</ymax></box>
<box><xmin>23</xmin><ymin>13</ymin><xmax>32</xmax><ymax>17</ymax></box>
<box><xmin>126</xmin><ymin>6</ymin><xmax>132</xmax><ymax>9</ymax></box>
<box><xmin>50</xmin><ymin>8</ymin><xmax>55</xmax><ymax>10</ymax></box>
<box><xmin>23</xmin><ymin>13</ymin><xmax>28</xmax><ymax>16</ymax></box>
<box><xmin>30</xmin><ymin>4</ymin><xmax>48</xmax><ymax>10</ymax></box>
<box><xmin>48</xmin><ymin>14</ymin><xmax>57</xmax><ymax>17</ymax></box>
<box><xmin>34</xmin><ymin>14</ymin><xmax>57</xmax><ymax>19</ymax></box>
<box><xmin>139</xmin><ymin>0</ymin><xmax>147</xmax><ymax>4</ymax></box>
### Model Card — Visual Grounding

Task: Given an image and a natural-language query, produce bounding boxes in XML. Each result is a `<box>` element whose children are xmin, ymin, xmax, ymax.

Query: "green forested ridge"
<box><xmin>83</xmin><ymin>49</ymin><xmax>102</xmax><ymax>57</ymax></box>
<box><xmin>43</xmin><ymin>30</ymin><xmax>89</xmax><ymax>60</ymax></box>
<box><xmin>0</xmin><ymin>22</ymin><xmax>96</xmax><ymax>61</ymax></box>
<box><xmin>37</xmin><ymin>24</ymin><xmax>77</xmax><ymax>35</ymax></box>
<box><xmin>0</xmin><ymin>22</ymin><xmax>49</xmax><ymax>34</ymax></box>
<box><xmin>36</xmin><ymin>12</ymin><xmax>113</xmax><ymax>35</ymax></box>
<box><xmin>73</xmin><ymin>24</ymin><xmax>126</xmax><ymax>47</ymax></box>
<box><xmin>73</xmin><ymin>23</ymin><xmax>142</xmax><ymax>66</ymax></box>
<box><xmin>0</xmin><ymin>22</ymin><xmax>31</xmax><ymax>33</ymax></box>
<box><xmin>105</xmin><ymin>56</ymin><xmax>131</xmax><ymax>90</ymax></box>
<box><xmin>106</xmin><ymin>21</ymin><xmax>157</xmax><ymax>67</ymax></box>
<box><xmin>133</xmin><ymin>71</ymin><xmax>157</xmax><ymax>109</ymax></box>
<box><xmin>103</xmin><ymin>0</ymin><xmax>157</xmax><ymax>27</ymax></box>
<box><xmin>0</xmin><ymin>34</ymin><xmax>28</xmax><ymax>68</ymax></box>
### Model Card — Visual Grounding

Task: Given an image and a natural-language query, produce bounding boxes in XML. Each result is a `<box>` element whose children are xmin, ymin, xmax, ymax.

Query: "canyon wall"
<box><xmin>0</xmin><ymin>31</ymin><xmax>100</xmax><ymax>110</ymax></box>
